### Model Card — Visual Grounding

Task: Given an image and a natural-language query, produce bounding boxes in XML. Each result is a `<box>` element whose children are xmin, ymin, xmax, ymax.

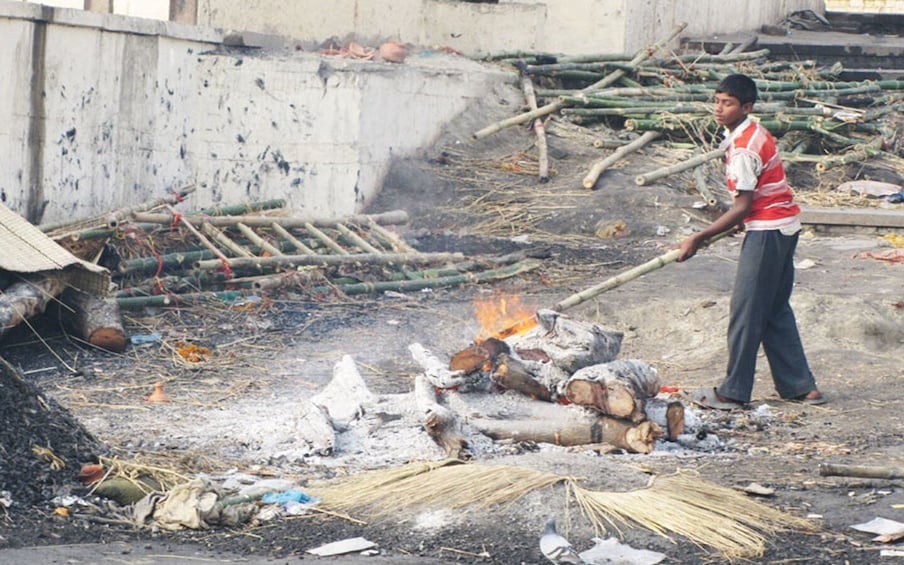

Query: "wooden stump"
<box><xmin>60</xmin><ymin>288</ymin><xmax>127</xmax><ymax>352</ymax></box>
<box><xmin>564</xmin><ymin>359</ymin><xmax>660</xmax><ymax>422</ymax></box>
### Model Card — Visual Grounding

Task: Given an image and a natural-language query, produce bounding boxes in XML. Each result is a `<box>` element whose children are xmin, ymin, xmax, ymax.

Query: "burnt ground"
<box><xmin>1</xmin><ymin>68</ymin><xmax>904</xmax><ymax>564</ymax></box>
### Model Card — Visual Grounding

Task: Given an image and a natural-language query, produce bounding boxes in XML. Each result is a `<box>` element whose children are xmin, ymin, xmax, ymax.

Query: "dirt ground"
<box><xmin>1</xmin><ymin>66</ymin><xmax>903</xmax><ymax>564</ymax></box>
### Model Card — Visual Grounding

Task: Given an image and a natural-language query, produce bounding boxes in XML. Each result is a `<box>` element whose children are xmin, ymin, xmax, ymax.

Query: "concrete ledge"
<box><xmin>0</xmin><ymin>0</ymin><xmax>223</xmax><ymax>44</ymax></box>
<box><xmin>800</xmin><ymin>207</ymin><xmax>904</xmax><ymax>229</ymax></box>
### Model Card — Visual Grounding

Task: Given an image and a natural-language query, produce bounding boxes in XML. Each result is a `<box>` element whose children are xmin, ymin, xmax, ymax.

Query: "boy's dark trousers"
<box><xmin>717</xmin><ymin>229</ymin><xmax>816</xmax><ymax>403</ymax></box>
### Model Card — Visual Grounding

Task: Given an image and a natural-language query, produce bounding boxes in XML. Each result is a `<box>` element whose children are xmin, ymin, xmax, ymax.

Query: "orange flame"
<box><xmin>473</xmin><ymin>293</ymin><xmax>538</xmax><ymax>341</ymax></box>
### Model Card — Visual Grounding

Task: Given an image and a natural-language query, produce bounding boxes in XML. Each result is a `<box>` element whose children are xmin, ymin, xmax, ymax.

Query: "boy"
<box><xmin>677</xmin><ymin>73</ymin><xmax>825</xmax><ymax>409</ymax></box>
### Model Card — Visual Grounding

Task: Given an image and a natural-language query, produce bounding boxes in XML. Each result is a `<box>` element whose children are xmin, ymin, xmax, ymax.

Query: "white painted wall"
<box><xmin>623</xmin><ymin>0</ymin><xmax>824</xmax><ymax>52</ymax></box>
<box><xmin>20</xmin><ymin>0</ymin><xmax>169</xmax><ymax>19</ymax></box>
<box><xmin>113</xmin><ymin>0</ymin><xmax>168</xmax><ymax>20</ymax></box>
<box><xmin>0</xmin><ymin>1</ymin><xmax>512</xmax><ymax>223</ymax></box>
<box><xmin>826</xmin><ymin>0</ymin><xmax>904</xmax><ymax>11</ymax></box>
<box><xmin>197</xmin><ymin>0</ymin><xmax>824</xmax><ymax>56</ymax></box>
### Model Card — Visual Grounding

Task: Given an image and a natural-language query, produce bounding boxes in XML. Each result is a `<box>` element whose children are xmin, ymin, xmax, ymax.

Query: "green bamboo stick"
<box><xmin>583</xmin><ymin>131</ymin><xmax>662</xmax><ymax>189</ymax></box>
<box><xmin>816</xmin><ymin>138</ymin><xmax>883</xmax><ymax>172</ymax></box>
<box><xmin>635</xmin><ymin>148</ymin><xmax>725</xmax><ymax>186</ymax></box>
<box><xmin>193</xmin><ymin>199</ymin><xmax>286</xmax><ymax>217</ymax></box>
<box><xmin>116</xmin><ymin>290</ymin><xmax>251</xmax><ymax>309</ymax></box>
<box><xmin>314</xmin><ymin>261</ymin><xmax>539</xmax><ymax>297</ymax></box>
<box><xmin>195</xmin><ymin>251</ymin><xmax>466</xmax><ymax>272</ymax></box>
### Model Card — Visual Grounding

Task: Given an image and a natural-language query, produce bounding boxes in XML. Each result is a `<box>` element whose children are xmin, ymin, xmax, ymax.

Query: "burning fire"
<box><xmin>473</xmin><ymin>293</ymin><xmax>538</xmax><ymax>341</ymax></box>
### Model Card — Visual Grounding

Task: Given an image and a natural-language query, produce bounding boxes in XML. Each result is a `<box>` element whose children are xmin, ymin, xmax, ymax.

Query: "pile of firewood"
<box><xmin>411</xmin><ymin>309</ymin><xmax>685</xmax><ymax>456</ymax></box>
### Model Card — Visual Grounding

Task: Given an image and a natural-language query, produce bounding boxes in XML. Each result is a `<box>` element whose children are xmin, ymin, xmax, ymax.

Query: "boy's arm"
<box><xmin>677</xmin><ymin>190</ymin><xmax>753</xmax><ymax>262</ymax></box>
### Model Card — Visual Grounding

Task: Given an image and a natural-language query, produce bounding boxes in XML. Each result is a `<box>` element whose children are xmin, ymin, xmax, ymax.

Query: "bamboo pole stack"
<box><xmin>475</xmin><ymin>25</ymin><xmax>904</xmax><ymax>193</ymax></box>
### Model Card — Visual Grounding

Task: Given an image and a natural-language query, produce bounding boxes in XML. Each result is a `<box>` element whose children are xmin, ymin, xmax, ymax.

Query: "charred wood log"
<box><xmin>0</xmin><ymin>272</ymin><xmax>69</xmax><ymax>340</ymax></box>
<box><xmin>410</xmin><ymin>343</ymin><xmax>486</xmax><ymax>391</ymax></box>
<box><xmin>564</xmin><ymin>360</ymin><xmax>660</xmax><ymax>422</ymax></box>
<box><xmin>414</xmin><ymin>375</ymin><xmax>469</xmax><ymax>460</ymax></box>
<box><xmin>665</xmin><ymin>401</ymin><xmax>685</xmax><ymax>441</ymax></box>
<box><xmin>491</xmin><ymin>353</ymin><xmax>552</xmax><ymax>402</ymax></box>
<box><xmin>471</xmin><ymin>415</ymin><xmax>660</xmax><ymax>454</ymax></box>
<box><xmin>60</xmin><ymin>288</ymin><xmax>127</xmax><ymax>353</ymax></box>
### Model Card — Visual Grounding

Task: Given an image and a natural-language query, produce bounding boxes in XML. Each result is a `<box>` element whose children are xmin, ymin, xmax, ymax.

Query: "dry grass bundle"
<box><xmin>311</xmin><ymin>459</ymin><xmax>563</xmax><ymax>514</ymax></box>
<box><xmin>96</xmin><ymin>454</ymin><xmax>190</xmax><ymax>493</ymax></box>
<box><xmin>309</xmin><ymin>461</ymin><xmax>815</xmax><ymax>560</ymax></box>
<box><xmin>571</xmin><ymin>471</ymin><xmax>815</xmax><ymax>560</ymax></box>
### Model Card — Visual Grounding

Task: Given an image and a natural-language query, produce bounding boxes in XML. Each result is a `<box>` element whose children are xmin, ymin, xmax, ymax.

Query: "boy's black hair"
<box><xmin>716</xmin><ymin>74</ymin><xmax>758</xmax><ymax>105</ymax></box>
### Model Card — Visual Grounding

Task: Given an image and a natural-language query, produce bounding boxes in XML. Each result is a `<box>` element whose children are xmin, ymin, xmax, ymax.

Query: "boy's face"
<box><xmin>714</xmin><ymin>92</ymin><xmax>753</xmax><ymax>131</ymax></box>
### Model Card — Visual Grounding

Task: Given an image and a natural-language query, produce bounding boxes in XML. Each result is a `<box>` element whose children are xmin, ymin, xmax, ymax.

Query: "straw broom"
<box><xmin>309</xmin><ymin>461</ymin><xmax>815</xmax><ymax>559</ymax></box>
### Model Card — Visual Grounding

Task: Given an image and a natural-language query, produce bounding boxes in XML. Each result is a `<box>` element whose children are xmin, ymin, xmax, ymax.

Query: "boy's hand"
<box><xmin>677</xmin><ymin>233</ymin><xmax>704</xmax><ymax>262</ymax></box>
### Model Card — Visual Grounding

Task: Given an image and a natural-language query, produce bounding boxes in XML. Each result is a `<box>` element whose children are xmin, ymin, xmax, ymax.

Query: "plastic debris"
<box><xmin>260</xmin><ymin>490</ymin><xmax>314</xmax><ymax>505</ymax></box>
<box><xmin>579</xmin><ymin>537</ymin><xmax>667</xmax><ymax>564</ymax></box>
<box><xmin>850</xmin><ymin>517</ymin><xmax>904</xmax><ymax>543</ymax></box>
<box><xmin>307</xmin><ymin>537</ymin><xmax>377</xmax><ymax>556</ymax></box>
<box><xmin>130</xmin><ymin>333</ymin><xmax>162</xmax><ymax>345</ymax></box>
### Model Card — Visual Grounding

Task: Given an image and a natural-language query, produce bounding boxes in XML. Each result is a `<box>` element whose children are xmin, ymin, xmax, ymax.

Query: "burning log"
<box><xmin>563</xmin><ymin>360</ymin><xmax>660</xmax><ymax>422</ymax></box>
<box><xmin>449</xmin><ymin>337</ymin><xmax>510</xmax><ymax>373</ymax></box>
<box><xmin>59</xmin><ymin>288</ymin><xmax>127</xmax><ymax>353</ymax></box>
<box><xmin>414</xmin><ymin>375</ymin><xmax>469</xmax><ymax>460</ymax></box>
<box><xmin>410</xmin><ymin>343</ymin><xmax>485</xmax><ymax>391</ymax></box>
<box><xmin>512</xmin><ymin>309</ymin><xmax>623</xmax><ymax>374</ymax></box>
<box><xmin>471</xmin><ymin>414</ymin><xmax>660</xmax><ymax>454</ymax></box>
<box><xmin>491</xmin><ymin>353</ymin><xmax>552</xmax><ymax>402</ymax></box>
<box><xmin>0</xmin><ymin>272</ymin><xmax>69</xmax><ymax>340</ymax></box>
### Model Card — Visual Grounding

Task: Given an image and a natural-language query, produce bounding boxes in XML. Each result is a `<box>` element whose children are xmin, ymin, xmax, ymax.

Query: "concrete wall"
<box><xmin>826</xmin><ymin>0</ymin><xmax>904</xmax><ymax>11</ymax></box>
<box><xmin>624</xmin><ymin>0</ymin><xmax>824</xmax><ymax>52</ymax></box>
<box><xmin>0</xmin><ymin>1</ymin><xmax>510</xmax><ymax>224</ymax></box>
<box><xmin>197</xmin><ymin>0</ymin><xmax>824</xmax><ymax>56</ymax></box>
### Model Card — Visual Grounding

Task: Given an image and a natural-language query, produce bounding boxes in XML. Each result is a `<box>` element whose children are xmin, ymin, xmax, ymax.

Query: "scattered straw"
<box><xmin>309</xmin><ymin>461</ymin><xmax>815</xmax><ymax>560</ymax></box>
<box><xmin>96</xmin><ymin>455</ymin><xmax>189</xmax><ymax>494</ymax></box>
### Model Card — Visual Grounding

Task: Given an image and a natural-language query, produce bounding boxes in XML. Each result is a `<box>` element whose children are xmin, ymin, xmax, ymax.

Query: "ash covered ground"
<box><xmin>1</xmin><ymin>64</ymin><xmax>903</xmax><ymax>564</ymax></box>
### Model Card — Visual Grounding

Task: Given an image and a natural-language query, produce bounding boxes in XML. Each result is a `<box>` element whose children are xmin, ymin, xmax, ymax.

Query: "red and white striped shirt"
<box><xmin>721</xmin><ymin>118</ymin><xmax>801</xmax><ymax>233</ymax></box>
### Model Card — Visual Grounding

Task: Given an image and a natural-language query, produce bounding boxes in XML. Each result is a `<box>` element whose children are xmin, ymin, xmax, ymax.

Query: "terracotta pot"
<box><xmin>379</xmin><ymin>41</ymin><xmax>407</xmax><ymax>63</ymax></box>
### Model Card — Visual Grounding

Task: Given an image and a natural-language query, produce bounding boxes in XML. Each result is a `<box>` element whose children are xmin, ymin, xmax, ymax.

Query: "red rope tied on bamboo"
<box><xmin>217</xmin><ymin>259</ymin><xmax>233</xmax><ymax>278</ymax></box>
<box><xmin>169</xmin><ymin>211</ymin><xmax>183</xmax><ymax>229</ymax></box>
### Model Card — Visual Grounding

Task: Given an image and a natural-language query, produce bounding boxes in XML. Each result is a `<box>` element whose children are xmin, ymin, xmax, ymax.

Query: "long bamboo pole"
<box><xmin>582</xmin><ymin>131</ymin><xmax>661</xmax><ymax>189</ymax></box>
<box><xmin>552</xmin><ymin>231</ymin><xmax>732</xmax><ymax>312</ymax></box>
<box><xmin>40</xmin><ymin>185</ymin><xmax>196</xmax><ymax>235</ymax></box>
<box><xmin>819</xmin><ymin>463</ymin><xmax>904</xmax><ymax>480</ymax></box>
<box><xmin>635</xmin><ymin>148</ymin><xmax>725</xmax><ymax>186</ymax></box>
<box><xmin>130</xmin><ymin>209</ymin><xmax>409</xmax><ymax>228</ymax></box>
<box><xmin>693</xmin><ymin>165</ymin><xmax>719</xmax><ymax>208</ymax></box>
<box><xmin>195</xmin><ymin>252</ymin><xmax>465</xmax><ymax>272</ymax></box>
<box><xmin>521</xmin><ymin>72</ymin><xmax>550</xmax><ymax>182</ymax></box>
